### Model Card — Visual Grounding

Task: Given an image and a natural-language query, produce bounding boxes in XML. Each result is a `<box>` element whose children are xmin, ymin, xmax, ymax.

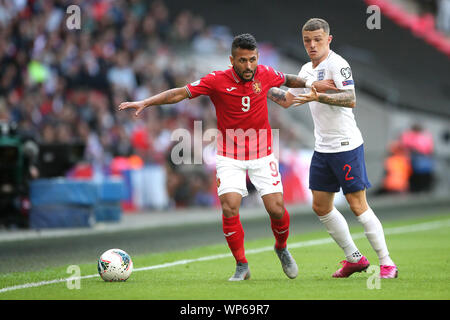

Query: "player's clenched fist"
<box><xmin>118</xmin><ymin>100</ymin><xmax>146</xmax><ymax>117</ymax></box>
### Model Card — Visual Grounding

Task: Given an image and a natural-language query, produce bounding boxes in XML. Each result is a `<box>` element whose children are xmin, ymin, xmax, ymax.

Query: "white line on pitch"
<box><xmin>0</xmin><ymin>219</ymin><xmax>449</xmax><ymax>294</ymax></box>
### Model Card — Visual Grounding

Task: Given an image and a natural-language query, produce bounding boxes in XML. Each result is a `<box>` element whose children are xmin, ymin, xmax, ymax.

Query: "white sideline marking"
<box><xmin>1</xmin><ymin>219</ymin><xmax>449</xmax><ymax>294</ymax></box>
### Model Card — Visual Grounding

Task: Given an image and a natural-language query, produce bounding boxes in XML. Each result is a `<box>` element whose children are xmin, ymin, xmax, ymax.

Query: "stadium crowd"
<box><xmin>1</xmin><ymin>0</ymin><xmax>437</xmax><ymax>213</ymax></box>
<box><xmin>0</xmin><ymin>0</ymin><xmax>310</xmax><ymax>210</ymax></box>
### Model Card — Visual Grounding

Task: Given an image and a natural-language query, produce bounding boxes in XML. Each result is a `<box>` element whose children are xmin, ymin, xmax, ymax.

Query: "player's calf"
<box><xmin>270</xmin><ymin>208</ymin><xmax>290</xmax><ymax>250</ymax></box>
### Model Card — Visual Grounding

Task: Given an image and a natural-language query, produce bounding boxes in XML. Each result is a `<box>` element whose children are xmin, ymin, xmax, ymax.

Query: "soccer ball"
<box><xmin>97</xmin><ymin>248</ymin><xmax>133</xmax><ymax>282</ymax></box>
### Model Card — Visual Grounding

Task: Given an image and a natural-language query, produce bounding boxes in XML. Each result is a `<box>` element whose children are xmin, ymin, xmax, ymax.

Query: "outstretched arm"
<box><xmin>293</xmin><ymin>86</ymin><xmax>356</xmax><ymax>108</ymax></box>
<box><xmin>118</xmin><ymin>87</ymin><xmax>189</xmax><ymax>117</ymax></box>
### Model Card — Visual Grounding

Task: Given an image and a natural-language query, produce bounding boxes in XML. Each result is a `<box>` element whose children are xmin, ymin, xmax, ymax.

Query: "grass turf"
<box><xmin>0</xmin><ymin>213</ymin><xmax>449</xmax><ymax>300</ymax></box>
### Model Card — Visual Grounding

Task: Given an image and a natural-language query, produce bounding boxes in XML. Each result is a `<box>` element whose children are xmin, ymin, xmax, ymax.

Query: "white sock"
<box><xmin>356</xmin><ymin>207</ymin><xmax>395</xmax><ymax>266</ymax></box>
<box><xmin>318</xmin><ymin>207</ymin><xmax>361</xmax><ymax>263</ymax></box>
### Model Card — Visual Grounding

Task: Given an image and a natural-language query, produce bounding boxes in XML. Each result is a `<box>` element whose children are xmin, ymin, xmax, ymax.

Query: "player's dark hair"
<box><xmin>231</xmin><ymin>33</ymin><xmax>258</xmax><ymax>56</ymax></box>
<box><xmin>302</xmin><ymin>18</ymin><xmax>330</xmax><ymax>34</ymax></box>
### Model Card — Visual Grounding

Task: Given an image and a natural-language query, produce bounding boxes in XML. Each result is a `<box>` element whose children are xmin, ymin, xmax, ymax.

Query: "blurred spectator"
<box><xmin>400</xmin><ymin>123</ymin><xmax>435</xmax><ymax>192</ymax></box>
<box><xmin>375</xmin><ymin>141</ymin><xmax>412</xmax><ymax>194</ymax></box>
<box><xmin>436</xmin><ymin>0</ymin><xmax>450</xmax><ymax>34</ymax></box>
<box><xmin>107</xmin><ymin>51</ymin><xmax>137</xmax><ymax>95</ymax></box>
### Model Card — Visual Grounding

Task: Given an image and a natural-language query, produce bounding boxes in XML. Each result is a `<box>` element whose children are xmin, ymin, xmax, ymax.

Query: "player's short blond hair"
<box><xmin>302</xmin><ymin>18</ymin><xmax>330</xmax><ymax>34</ymax></box>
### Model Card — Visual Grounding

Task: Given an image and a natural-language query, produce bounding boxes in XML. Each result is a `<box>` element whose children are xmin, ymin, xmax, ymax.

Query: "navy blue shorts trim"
<box><xmin>309</xmin><ymin>144</ymin><xmax>372</xmax><ymax>194</ymax></box>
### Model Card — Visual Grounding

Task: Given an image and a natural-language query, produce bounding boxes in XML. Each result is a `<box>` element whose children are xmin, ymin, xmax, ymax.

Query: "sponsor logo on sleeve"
<box><xmin>342</xmin><ymin>80</ymin><xmax>354</xmax><ymax>86</ymax></box>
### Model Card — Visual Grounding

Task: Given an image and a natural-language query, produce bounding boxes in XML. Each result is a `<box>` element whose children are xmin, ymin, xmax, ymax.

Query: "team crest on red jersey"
<box><xmin>252</xmin><ymin>80</ymin><xmax>262</xmax><ymax>94</ymax></box>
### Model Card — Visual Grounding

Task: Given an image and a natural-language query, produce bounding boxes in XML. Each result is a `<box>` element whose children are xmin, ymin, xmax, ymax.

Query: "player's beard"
<box><xmin>235</xmin><ymin>67</ymin><xmax>255</xmax><ymax>82</ymax></box>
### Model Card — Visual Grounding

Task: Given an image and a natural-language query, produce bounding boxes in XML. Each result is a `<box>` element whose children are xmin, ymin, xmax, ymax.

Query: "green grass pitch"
<box><xmin>0</xmin><ymin>213</ymin><xmax>449</xmax><ymax>300</ymax></box>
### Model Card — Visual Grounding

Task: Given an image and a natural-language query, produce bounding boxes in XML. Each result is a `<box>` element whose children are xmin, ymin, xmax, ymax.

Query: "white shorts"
<box><xmin>216</xmin><ymin>153</ymin><xmax>283</xmax><ymax>197</ymax></box>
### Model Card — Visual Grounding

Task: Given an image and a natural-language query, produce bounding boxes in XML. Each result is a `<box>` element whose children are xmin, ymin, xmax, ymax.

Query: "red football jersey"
<box><xmin>185</xmin><ymin>65</ymin><xmax>285</xmax><ymax>160</ymax></box>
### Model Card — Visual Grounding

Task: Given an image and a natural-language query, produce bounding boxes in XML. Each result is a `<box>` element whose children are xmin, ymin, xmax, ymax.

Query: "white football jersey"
<box><xmin>288</xmin><ymin>50</ymin><xmax>363</xmax><ymax>153</ymax></box>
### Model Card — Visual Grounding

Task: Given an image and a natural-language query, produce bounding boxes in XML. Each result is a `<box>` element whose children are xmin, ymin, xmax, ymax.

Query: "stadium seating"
<box><xmin>29</xmin><ymin>178</ymin><xmax>126</xmax><ymax>228</ymax></box>
<box><xmin>364</xmin><ymin>0</ymin><xmax>450</xmax><ymax>56</ymax></box>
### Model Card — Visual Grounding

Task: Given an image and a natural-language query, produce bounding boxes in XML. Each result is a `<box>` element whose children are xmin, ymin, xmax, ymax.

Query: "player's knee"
<box><xmin>266</xmin><ymin>200</ymin><xmax>284</xmax><ymax>219</ymax></box>
<box><xmin>312</xmin><ymin>202</ymin><xmax>332</xmax><ymax>216</ymax></box>
<box><xmin>221</xmin><ymin>202</ymin><xmax>240</xmax><ymax>217</ymax></box>
<box><xmin>346</xmin><ymin>197</ymin><xmax>368</xmax><ymax>215</ymax></box>
<box><xmin>349</xmin><ymin>202</ymin><xmax>368</xmax><ymax>215</ymax></box>
<box><xmin>345</xmin><ymin>190</ymin><xmax>369</xmax><ymax>215</ymax></box>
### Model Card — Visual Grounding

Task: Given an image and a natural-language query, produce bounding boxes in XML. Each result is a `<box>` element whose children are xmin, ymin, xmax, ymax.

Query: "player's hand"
<box><xmin>312</xmin><ymin>79</ymin><xmax>338</xmax><ymax>93</ymax></box>
<box><xmin>118</xmin><ymin>100</ymin><xmax>146</xmax><ymax>117</ymax></box>
<box><xmin>292</xmin><ymin>85</ymin><xmax>319</xmax><ymax>106</ymax></box>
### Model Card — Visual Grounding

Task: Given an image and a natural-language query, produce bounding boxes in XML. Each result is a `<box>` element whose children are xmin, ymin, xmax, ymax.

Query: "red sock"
<box><xmin>270</xmin><ymin>209</ymin><xmax>290</xmax><ymax>250</ymax></box>
<box><xmin>222</xmin><ymin>214</ymin><xmax>247</xmax><ymax>264</ymax></box>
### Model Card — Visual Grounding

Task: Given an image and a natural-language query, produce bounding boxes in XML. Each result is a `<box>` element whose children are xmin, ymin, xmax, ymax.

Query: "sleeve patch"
<box><xmin>340</xmin><ymin>67</ymin><xmax>352</xmax><ymax>79</ymax></box>
<box><xmin>342</xmin><ymin>80</ymin><xmax>354</xmax><ymax>86</ymax></box>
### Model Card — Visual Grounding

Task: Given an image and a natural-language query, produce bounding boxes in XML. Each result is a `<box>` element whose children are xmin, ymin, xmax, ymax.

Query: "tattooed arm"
<box><xmin>267</xmin><ymin>88</ymin><xmax>295</xmax><ymax>108</ymax></box>
<box><xmin>269</xmin><ymin>77</ymin><xmax>339</xmax><ymax>108</ymax></box>
<box><xmin>118</xmin><ymin>87</ymin><xmax>189</xmax><ymax>116</ymax></box>
<box><xmin>293</xmin><ymin>86</ymin><xmax>356</xmax><ymax>108</ymax></box>
<box><xmin>284</xmin><ymin>74</ymin><xmax>307</xmax><ymax>88</ymax></box>
<box><xmin>284</xmin><ymin>75</ymin><xmax>338</xmax><ymax>93</ymax></box>
<box><xmin>317</xmin><ymin>89</ymin><xmax>356</xmax><ymax>108</ymax></box>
